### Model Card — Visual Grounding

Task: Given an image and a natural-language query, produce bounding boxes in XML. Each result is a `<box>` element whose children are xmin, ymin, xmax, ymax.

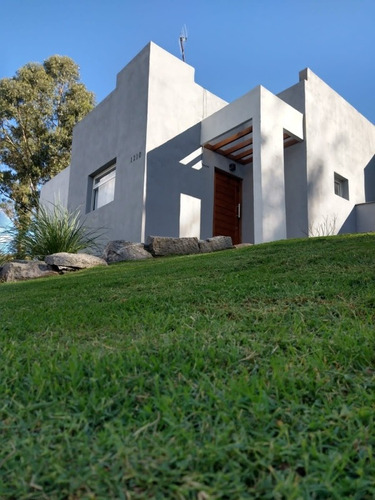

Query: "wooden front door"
<box><xmin>213</xmin><ymin>168</ymin><xmax>242</xmax><ymax>245</ymax></box>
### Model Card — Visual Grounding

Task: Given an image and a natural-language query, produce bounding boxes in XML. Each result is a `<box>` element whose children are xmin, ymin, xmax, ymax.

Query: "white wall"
<box><xmin>356</xmin><ymin>202</ymin><xmax>375</xmax><ymax>233</ymax></box>
<box><xmin>144</xmin><ymin>43</ymin><xmax>227</xmax><ymax>241</ymax></box>
<box><xmin>40</xmin><ymin>47</ymin><xmax>375</xmax><ymax>248</ymax></box>
<box><xmin>40</xmin><ymin>42</ymin><xmax>228</xmax><ymax>245</ymax></box>
<box><xmin>179</xmin><ymin>193</ymin><xmax>201</xmax><ymax>237</ymax></box>
<box><xmin>201</xmin><ymin>85</ymin><xmax>304</xmax><ymax>244</ymax></box>
<box><xmin>256</xmin><ymin>86</ymin><xmax>304</xmax><ymax>242</ymax></box>
<box><xmin>66</xmin><ymin>44</ymin><xmax>151</xmax><ymax>243</ymax></box>
<box><xmin>302</xmin><ymin>69</ymin><xmax>375</xmax><ymax>234</ymax></box>
<box><xmin>40</xmin><ymin>166</ymin><xmax>70</xmax><ymax>209</ymax></box>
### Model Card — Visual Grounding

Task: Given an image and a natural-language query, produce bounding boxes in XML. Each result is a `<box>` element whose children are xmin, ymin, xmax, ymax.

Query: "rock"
<box><xmin>0</xmin><ymin>260</ymin><xmax>58</xmax><ymax>282</ymax></box>
<box><xmin>234</xmin><ymin>243</ymin><xmax>253</xmax><ymax>249</ymax></box>
<box><xmin>199</xmin><ymin>236</ymin><xmax>233</xmax><ymax>253</ymax></box>
<box><xmin>146</xmin><ymin>236</ymin><xmax>200</xmax><ymax>257</ymax></box>
<box><xmin>102</xmin><ymin>241</ymin><xmax>152</xmax><ymax>263</ymax></box>
<box><xmin>44</xmin><ymin>252</ymin><xmax>108</xmax><ymax>271</ymax></box>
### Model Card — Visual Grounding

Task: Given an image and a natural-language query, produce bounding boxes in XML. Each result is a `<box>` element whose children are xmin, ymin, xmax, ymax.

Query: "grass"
<box><xmin>1</xmin><ymin>233</ymin><xmax>375</xmax><ymax>499</ymax></box>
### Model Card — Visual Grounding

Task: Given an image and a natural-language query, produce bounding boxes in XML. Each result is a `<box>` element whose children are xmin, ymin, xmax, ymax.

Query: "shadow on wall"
<box><xmin>339</xmin><ymin>206</ymin><xmax>357</xmax><ymax>234</ymax></box>
<box><xmin>307</xmin><ymin>158</ymin><xmax>358</xmax><ymax>236</ymax></box>
<box><xmin>145</xmin><ymin>123</ymin><xmax>213</xmax><ymax>239</ymax></box>
<box><xmin>304</xmin><ymin>159</ymin><xmax>324</xmax><ymax>235</ymax></box>
<box><xmin>257</xmin><ymin>132</ymin><xmax>290</xmax><ymax>240</ymax></box>
<box><xmin>284</xmin><ymin>142</ymin><xmax>307</xmax><ymax>239</ymax></box>
<box><xmin>365</xmin><ymin>155</ymin><xmax>375</xmax><ymax>202</ymax></box>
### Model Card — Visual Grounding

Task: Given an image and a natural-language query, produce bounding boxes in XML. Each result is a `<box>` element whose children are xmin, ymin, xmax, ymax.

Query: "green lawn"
<box><xmin>1</xmin><ymin>234</ymin><xmax>375</xmax><ymax>499</ymax></box>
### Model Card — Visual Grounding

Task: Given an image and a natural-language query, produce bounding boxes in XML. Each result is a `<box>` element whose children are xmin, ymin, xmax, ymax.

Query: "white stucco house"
<box><xmin>40</xmin><ymin>42</ymin><xmax>375</xmax><ymax>246</ymax></box>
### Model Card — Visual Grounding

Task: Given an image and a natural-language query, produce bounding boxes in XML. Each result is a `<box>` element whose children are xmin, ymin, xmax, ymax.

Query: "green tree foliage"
<box><xmin>0</xmin><ymin>55</ymin><xmax>95</xmax><ymax>252</ymax></box>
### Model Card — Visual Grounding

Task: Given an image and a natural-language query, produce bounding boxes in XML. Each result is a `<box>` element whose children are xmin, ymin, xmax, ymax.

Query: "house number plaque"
<box><xmin>130</xmin><ymin>152</ymin><xmax>142</xmax><ymax>163</ymax></box>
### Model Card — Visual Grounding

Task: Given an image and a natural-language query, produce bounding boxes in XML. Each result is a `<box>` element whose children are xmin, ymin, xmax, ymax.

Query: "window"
<box><xmin>334</xmin><ymin>178</ymin><xmax>342</xmax><ymax>196</ymax></box>
<box><xmin>334</xmin><ymin>172</ymin><xmax>349</xmax><ymax>200</ymax></box>
<box><xmin>92</xmin><ymin>165</ymin><xmax>116</xmax><ymax>210</ymax></box>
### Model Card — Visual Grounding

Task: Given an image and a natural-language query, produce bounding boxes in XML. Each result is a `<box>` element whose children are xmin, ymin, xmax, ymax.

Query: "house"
<box><xmin>40</xmin><ymin>42</ymin><xmax>375</xmax><ymax>246</ymax></box>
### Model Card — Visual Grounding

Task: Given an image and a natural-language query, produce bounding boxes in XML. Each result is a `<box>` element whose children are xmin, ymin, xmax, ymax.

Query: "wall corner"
<box><xmin>299</xmin><ymin>68</ymin><xmax>310</xmax><ymax>82</ymax></box>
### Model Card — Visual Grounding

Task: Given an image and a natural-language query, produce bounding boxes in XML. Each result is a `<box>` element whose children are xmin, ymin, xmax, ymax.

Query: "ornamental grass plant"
<box><xmin>0</xmin><ymin>233</ymin><xmax>11</xmax><ymax>266</ymax></box>
<box><xmin>0</xmin><ymin>248</ymin><xmax>9</xmax><ymax>266</ymax></box>
<box><xmin>19</xmin><ymin>202</ymin><xmax>102</xmax><ymax>259</ymax></box>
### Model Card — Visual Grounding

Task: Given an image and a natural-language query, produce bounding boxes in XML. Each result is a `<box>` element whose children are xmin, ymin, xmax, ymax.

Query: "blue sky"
<box><xmin>1</xmin><ymin>0</ymin><xmax>375</xmax><ymax>229</ymax></box>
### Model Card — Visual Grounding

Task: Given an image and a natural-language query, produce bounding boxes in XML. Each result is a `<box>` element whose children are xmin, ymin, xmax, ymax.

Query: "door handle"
<box><xmin>237</xmin><ymin>203</ymin><xmax>241</xmax><ymax>219</ymax></box>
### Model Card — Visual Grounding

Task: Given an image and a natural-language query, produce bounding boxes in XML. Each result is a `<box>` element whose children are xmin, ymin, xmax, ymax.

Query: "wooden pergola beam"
<box><xmin>205</xmin><ymin>126</ymin><xmax>253</xmax><ymax>151</ymax></box>
<box><xmin>284</xmin><ymin>138</ymin><xmax>299</xmax><ymax>148</ymax></box>
<box><xmin>232</xmin><ymin>147</ymin><xmax>254</xmax><ymax>161</ymax></box>
<box><xmin>241</xmin><ymin>156</ymin><xmax>254</xmax><ymax>165</ymax></box>
<box><xmin>220</xmin><ymin>137</ymin><xmax>253</xmax><ymax>156</ymax></box>
<box><xmin>204</xmin><ymin>128</ymin><xmax>300</xmax><ymax>167</ymax></box>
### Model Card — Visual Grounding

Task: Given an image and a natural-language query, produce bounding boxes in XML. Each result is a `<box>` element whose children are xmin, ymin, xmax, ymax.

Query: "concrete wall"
<box><xmin>40</xmin><ymin>42</ymin><xmax>228</xmax><ymax>245</ymax></box>
<box><xmin>201</xmin><ymin>85</ymin><xmax>304</xmax><ymax>244</ymax></box>
<box><xmin>278</xmin><ymin>81</ymin><xmax>309</xmax><ymax>238</ymax></box>
<box><xmin>356</xmin><ymin>202</ymin><xmax>375</xmax><ymax>233</ymax></box>
<box><xmin>364</xmin><ymin>155</ymin><xmax>375</xmax><ymax>202</ymax></box>
<box><xmin>144</xmin><ymin>43</ymin><xmax>227</xmax><ymax>240</ymax></box>
<box><xmin>301</xmin><ymin>68</ymin><xmax>375</xmax><ymax>235</ymax></box>
<box><xmin>201</xmin><ymin>88</ymin><xmax>262</xmax><ymax>243</ymax></box>
<box><xmin>283</xmin><ymin>142</ymin><xmax>309</xmax><ymax>237</ymax></box>
<box><xmin>39</xmin><ymin>44</ymin><xmax>374</xmax><ymax>247</ymax></box>
<box><xmin>40</xmin><ymin>166</ymin><xmax>70</xmax><ymax>209</ymax></box>
<box><xmin>257</xmin><ymin>86</ymin><xmax>304</xmax><ymax>243</ymax></box>
<box><xmin>66</xmin><ymin>44</ymin><xmax>151</xmax><ymax>243</ymax></box>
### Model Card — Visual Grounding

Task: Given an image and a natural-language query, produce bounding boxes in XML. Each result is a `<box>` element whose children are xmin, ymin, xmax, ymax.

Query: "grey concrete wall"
<box><xmin>283</xmin><ymin>143</ymin><xmax>309</xmax><ymax>237</ymax></box>
<box><xmin>40</xmin><ymin>42</ymin><xmax>228</xmax><ymax>245</ymax></box>
<box><xmin>364</xmin><ymin>155</ymin><xmax>375</xmax><ymax>202</ymax></box>
<box><xmin>256</xmin><ymin>86</ymin><xmax>304</xmax><ymax>243</ymax></box>
<box><xmin>301</xmin><ymin>69</ymin><xmax>375</xmax><ymax>235</ymax></box>
<box><xmin>144</xmin><ymin>43</ymin><xmax>227</xmax><ymax>240</ymax></box>
<box><xmin>356</xmin><ymin>202</ymin><xmax>375</xmax><ymax>233</ymax></box>
<box><xmin>66</xmin><ymin>44</ymin><xmax>151</xmax><ymax>243</ymax></box>
<box><xmin>40</xmin><ymin>46</ymin><xmax>374</xmax><ymax>248</ymax></box>
<box><xmin>201</xmin><ymin>85</ymin><xmax>304</xmax><ymax>243</ymax></box>
<box><xmin>146</xmin><ymin>43</ymin><xmax>227</xmax><ymax>152</ymax></box>
<box><xmin>201</xmin><ymin>88</ymin><xmax>262</xmax><ymax>243</ymax></box>
<box><xmin>145</xmin><ymin>124</ymin><xmax>209</xmax><ymax>238</ymax></box>
<box><xmin>40</xmin><ymin>166</ymin><xmax>70</xmax><ymax>209</ymax></box>
<box><xmin>278</xmin><ymin>79</ymin><xmax>309</xmax><ymax>238</ymax></box>
<box><xmin>278</xmin><ymin>79</ymin><xmax>306</xmax><ymax>114</ymax></box>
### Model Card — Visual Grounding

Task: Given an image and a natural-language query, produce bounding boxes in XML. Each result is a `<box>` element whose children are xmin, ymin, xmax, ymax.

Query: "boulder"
<box><xmin>102</xmin><ymin>240</ymin><xmax>152</xmax><ymax>263</ymax></box>
<box><xmin>146</xmin><ymin>236</ymin><xmax>200</xmax><ymax>257</ymax></box>
<box><xmin>199</xmin><ymin>236</ymin><xmax>233</xmax><ymax>253</ymax></box>
<box><xmin>45</xmin><ymin>252</ymin><xmax>108</xmax><ymax>271</ymax></box>
<box><xmin>0</xmin><ymin>260</ymin><xmax>58</xmax><ymax>282</ymax></box>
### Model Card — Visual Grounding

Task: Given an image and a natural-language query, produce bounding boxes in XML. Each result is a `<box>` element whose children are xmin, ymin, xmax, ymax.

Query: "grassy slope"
<box><xmin>1</xmin><ymin>234</ymin><xmax>375</xmax><ymax>499</ymax></box>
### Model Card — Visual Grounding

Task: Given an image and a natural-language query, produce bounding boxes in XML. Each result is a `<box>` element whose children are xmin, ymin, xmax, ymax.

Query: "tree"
<box><xmin>0</xmin><ymin>55</ymin><xmax>95</xmax><ymax>254</ymax></box>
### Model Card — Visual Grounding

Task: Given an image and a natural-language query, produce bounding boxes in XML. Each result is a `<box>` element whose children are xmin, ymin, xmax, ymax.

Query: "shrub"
<box><xmin>0</xmin><ymin>248</ymin><xmax>8</xmax><ymax>267</ymax></box>
<box><xmin>307</xmin><ymin>214</ymin><xmax>337</xmax><ymax>237</ymax></box>
<box><xmin>20</xmin><ymin>203</ymin><xmax>102</xmax><ymax>260</ymax></box>
<box><xmin>0</xmin><ymin>232</ymin><xmax>11</xmax><ymax>265</ymax></box>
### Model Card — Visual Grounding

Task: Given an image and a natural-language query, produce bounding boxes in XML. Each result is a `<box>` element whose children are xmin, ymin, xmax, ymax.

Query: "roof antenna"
<box><xmin>179</xmin><ymin>25</ymin><xmax>188</xmax><ymax>62</ymax></box>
